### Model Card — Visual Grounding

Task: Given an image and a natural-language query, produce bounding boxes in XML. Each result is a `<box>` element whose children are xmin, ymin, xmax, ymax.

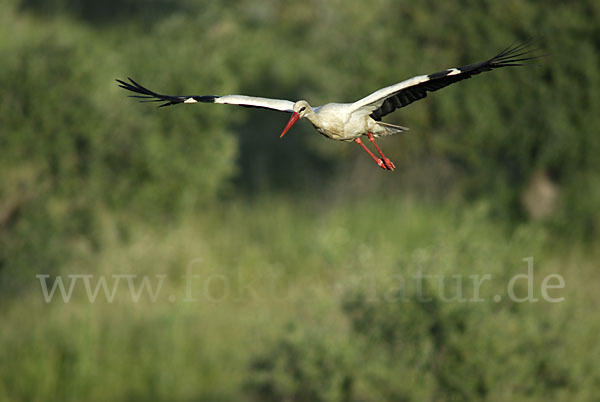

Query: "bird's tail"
<box><xmin>376</xmin><ymin>121</ymin><xmax>410</xmax><ymax>136</ymax></box>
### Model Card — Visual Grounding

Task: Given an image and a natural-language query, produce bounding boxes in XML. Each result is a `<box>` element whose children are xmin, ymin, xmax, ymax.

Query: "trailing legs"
<box><xmin>353</xmin><ymin>134</ymin><xmax>395</xmax><ymax>171</ymax></box>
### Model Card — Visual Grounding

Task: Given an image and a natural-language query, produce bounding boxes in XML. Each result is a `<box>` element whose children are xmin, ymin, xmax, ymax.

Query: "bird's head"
<box><xmin>280</xmin><ymin>100</ymin><xmax>311</xmax><ymax>138</ymax></box>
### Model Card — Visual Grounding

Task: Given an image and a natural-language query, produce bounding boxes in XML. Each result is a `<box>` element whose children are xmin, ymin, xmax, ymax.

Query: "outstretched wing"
<box><xmin>116</xmin><ymin>78</ymin><xmax>295</xmax><ymax>112</ymax></box>
<box><xmin>351</xmin><ymin>41</ymin><xmax>543</xmax><ymax>121</ymax></box>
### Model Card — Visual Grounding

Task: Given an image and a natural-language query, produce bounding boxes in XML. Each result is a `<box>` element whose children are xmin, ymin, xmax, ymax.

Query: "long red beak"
<box><xmin>280</xmin><ymin>112</ymin><xmax>300</xmax><ymax>138</ymax></box>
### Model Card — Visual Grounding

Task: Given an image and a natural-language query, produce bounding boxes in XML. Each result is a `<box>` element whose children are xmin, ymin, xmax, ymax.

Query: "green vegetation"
<box><xmin>2</xmin><ymin>198</ymin><xmax>599</xmax><ymax>401</ymax></box>
<box><xmin>1</xmin><ymin>0</ymin><xmax>599</xmax><ymax>400</ymax></box>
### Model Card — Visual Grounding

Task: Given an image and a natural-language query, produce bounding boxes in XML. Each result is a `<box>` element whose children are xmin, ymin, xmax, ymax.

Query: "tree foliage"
<box><xmin>1</xmin><ymin>4</ymin><xmax>599</xmax><ymax>393</ymax></box>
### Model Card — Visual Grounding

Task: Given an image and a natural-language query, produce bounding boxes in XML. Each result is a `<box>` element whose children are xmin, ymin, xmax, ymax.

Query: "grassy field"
<box><xmin>1</xmin><ymin>195</ymin><xmax>598</xmax><ymax>401</ymax></box>
<box><xmin>2</xmin><ymin>0</ymin><xmax>599</xmax><ymax>400</ymax></box>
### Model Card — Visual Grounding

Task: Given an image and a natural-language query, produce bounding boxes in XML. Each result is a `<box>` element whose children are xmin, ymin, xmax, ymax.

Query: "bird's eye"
<box><xmin>299</xmin><ymin>106</ymin><xmax>306</xmax><ymax>113</ymax></box>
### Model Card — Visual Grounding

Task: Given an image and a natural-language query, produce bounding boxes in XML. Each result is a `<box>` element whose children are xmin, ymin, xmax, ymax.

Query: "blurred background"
<box><xmin>1</xmin><ymin>0</ymin><xmax>599</xmax><ymax>400</ymax></box>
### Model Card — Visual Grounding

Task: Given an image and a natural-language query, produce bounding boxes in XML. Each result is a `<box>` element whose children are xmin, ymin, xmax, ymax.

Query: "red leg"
<box><xmin>367</xmin><ymin>133</ymin><xmax>395</xmax><ymax>171</ymax></box>
<box><xmin>354</xmin><ymin>138</ymin><xmax>388</xmax><ymax>170</ymax></box>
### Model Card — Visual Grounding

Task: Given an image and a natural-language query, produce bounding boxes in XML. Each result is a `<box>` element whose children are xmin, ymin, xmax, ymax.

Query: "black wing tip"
<box><xmin>116</xmin><ymin>77</ymin><xmax>157</xmax><ymax>97</ymax></box>
<box><xmin>491</xmin><ymin>39</ymin><xmax>547</xmax><ymax>67</ymax></box>
<box><xmin>425</xmin><ymin>39</ymin><xmax>546</xmax><ymax>81</ymax></box>
<box><xmin>116</xmin><ymin>77</ymin><xmax>219</xmax><ymax>107</ymax></box>
<box><xmin>116</xmin><ymin>77</ymin><xmax>185</xmax><ymax>107</ymax></box>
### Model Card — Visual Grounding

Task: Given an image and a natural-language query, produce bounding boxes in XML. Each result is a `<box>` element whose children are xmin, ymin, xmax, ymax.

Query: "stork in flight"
<box><xmin>117</xmin><ymin>42</ymin><xmax>540</xmax><ymax>171</ymax></box>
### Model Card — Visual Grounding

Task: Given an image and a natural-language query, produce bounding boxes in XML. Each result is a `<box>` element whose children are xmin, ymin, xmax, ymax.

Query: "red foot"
<box><xmin>382</xmin><ymin>157</ymin><xmax>395</xmax><ymax>171</ymax></box>
<box><xmin>354</xmin><ymin>137</ymin><xmax>394</xmax><ymax>171</ymax></box>
<box><xmin>366</xmin><ymin>133</ymin><xmax>395</xmax><ymax>171</ymax></box>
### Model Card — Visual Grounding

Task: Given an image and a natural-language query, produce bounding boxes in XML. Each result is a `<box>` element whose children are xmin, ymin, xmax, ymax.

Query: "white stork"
<box><xmin>117</xmin><ymin>42</ymin><xmax>540</xmax><ymax>171</ymax></box>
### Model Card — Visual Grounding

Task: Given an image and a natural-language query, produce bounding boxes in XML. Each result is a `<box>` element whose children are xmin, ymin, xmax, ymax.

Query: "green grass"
<box><xmin>2</xmin><ymin>0</ymin><xmax>599</xmax><ymax>400</ymax></box>
<box><xmin>1</xmin><ymin>195</ymin><xmax>599</xmax><ymax>401</ymax></box>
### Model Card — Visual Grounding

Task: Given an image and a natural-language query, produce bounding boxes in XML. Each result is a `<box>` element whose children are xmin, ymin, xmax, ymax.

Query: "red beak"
<box><xmin>280</xmin><ymin>112</ymin><xmax>300</xmax><ymax>138</ymax></box>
